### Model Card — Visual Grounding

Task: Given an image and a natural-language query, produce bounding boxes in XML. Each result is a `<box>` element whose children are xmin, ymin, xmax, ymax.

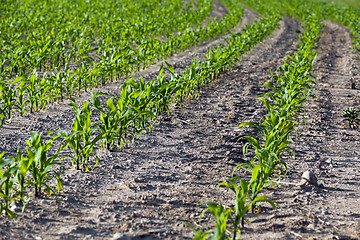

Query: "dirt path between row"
<box><xmin>1</xmin><ymin>4</ymin><xmax>359</xmax><ymax>240</ymax></box>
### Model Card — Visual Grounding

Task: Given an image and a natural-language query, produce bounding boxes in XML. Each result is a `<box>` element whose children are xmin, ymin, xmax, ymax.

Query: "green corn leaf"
<box><xmin>238</xmin><ymin>122</ymin><xmax>256</xmax><ymax>128</ymax></box>
<box><xmin>243</xmin><ymin>136</ymin><xmax>261</xmax><ymax>150</ymax></box>
<box><xmin>253</xmin><ymin>195</ymin><xmax>276</xmax><ymax>209</ymax></box>
<box><xmin>91</xmin><ymin>92</ymin><xmax>103</xmax><ymax>112</ymax></box>
<box><xmin>251</xmin><ymin>164</ymin><xmax>262</xmax><ymax>183</ymax></box>
<box><xmin>165</xmin><ymin>61</ymin><xmax>175</xmax><ymax>75</ymax></box>
<box><xmin>5</xmin><ymin>207</ymin><xmax>17</xmax><ymax>219</ymax></box>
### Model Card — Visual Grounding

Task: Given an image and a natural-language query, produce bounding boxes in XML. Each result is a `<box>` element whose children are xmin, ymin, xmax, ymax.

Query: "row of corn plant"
<box><xmin>188</xmin><ymin>1</ymin><xmax>326</xmax><ymax>238</ymax></box>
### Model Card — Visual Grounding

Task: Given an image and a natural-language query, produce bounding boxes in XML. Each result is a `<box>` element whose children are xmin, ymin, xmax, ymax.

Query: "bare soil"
<box><xmin>0</xmin><ymin>4</ymin><xmax>359</xmax><ymax>240</ymax></box>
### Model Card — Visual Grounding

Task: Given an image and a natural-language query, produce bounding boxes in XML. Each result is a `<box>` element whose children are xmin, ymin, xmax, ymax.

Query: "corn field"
<box><xmin>0</xmin><ymin>0</ymin><xmax>359</xmax><ymax>239</ymax></box>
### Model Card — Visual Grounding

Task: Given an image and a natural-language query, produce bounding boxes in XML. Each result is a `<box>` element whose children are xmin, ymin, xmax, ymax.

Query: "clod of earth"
<box><xmin>301</xmin><ymin>170</ymin><xmax>318</xmax><ymax>186</ymax></box>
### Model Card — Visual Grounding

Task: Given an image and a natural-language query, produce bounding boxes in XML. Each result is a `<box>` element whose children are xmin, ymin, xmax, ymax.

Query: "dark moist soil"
<box><xmin>1</xmin><ymin>4</ymin><xmax>360</xmax><ymax>240</ymax></box>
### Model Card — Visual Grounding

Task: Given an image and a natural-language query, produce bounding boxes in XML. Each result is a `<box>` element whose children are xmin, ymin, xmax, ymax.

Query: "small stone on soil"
<box><xmin>301</xmin><ymin>170</ymin><xmax>318</xmax><ymax>186</ymax></box>
<box><xmin>112</xmin><ymin>232</ymin><xmax>125</xmax><ymax>239</ymax></box>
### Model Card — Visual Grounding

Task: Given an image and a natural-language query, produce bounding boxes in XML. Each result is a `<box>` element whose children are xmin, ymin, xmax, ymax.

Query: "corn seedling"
<box><xmin>189</xmin><ymin>176</ymin><xmax>275</xmax><ymax>240</ymax></box>
<box><xmin>26</xmin><ymin>131</ymin><xmax>63</xmax><ymax>198</ymax></box>
<box><xmin>0</xmin><ymin>81</ymin><xmax>17</xmax><ymax>125</ymax></box>
<box><xmin>119</xmin><ymin>79</ymin><xmax>155</xmax><ymax>139</ymax></box>
<box><xmin>0</xmin><ymin>153</ymin><xmax>21</xmax><ymax>219</ymax></box>
<box><xmin>192</xmin><ymin>201</ymin><xmax>233</xmax><ymax>240</ymax></box>
<box><xmin>24</xmin><ymin>73</ymin><xmax>51</xmax><ymax>113</ymax></box>
<box><xmin>58</xmin><ymin>100</ymin><xmax>103</xmax><ymax>171</ymax></box>
<box><xmin>9</xmin><ymin>148</ymin><xmax>32</xmax><ymax>215</ymax></box>
<box><xmin>343</xmin><ymin>107</ymin><xmax>360</xmax><ymax>129</ymax></box>
<box><xmin>11</xmin><ymin>76</ymin><xmax>29</xmax><ymax>116</ymax></box>
<box><xmin>91</xmin><ymin>92</ymin><xmax>128</xmax><ymax>150</ymax></box>
<box><xmin>11</xmin><ymin>148</ymin><xmax>31</xmax><ymax>200</ymax></box>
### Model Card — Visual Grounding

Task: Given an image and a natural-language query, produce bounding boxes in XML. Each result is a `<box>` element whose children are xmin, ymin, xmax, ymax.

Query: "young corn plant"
<box><xmin>343</xmin><ymin>107</ymin><xmax>360</xmax><ymax>129</ymax></box>
<box><xmin>150</xmin><ymin>63</ymin><xmax>182</xmax><ymax>114</ymax></box>
<box><xmin>0</xmin><ymin>81</ymin><xmax>17</xmax><ymax>125</ymax></box>
<box><xmin>26</xmin><ymin>131</ymin><xmax>63</xmax><ymax>198</ymax></box>
<box><xmin>113</xmin><ymin>97</ymin><xmax>140</xmax><ymax>149</ymax></box>
<box><xmin>25</xmin><ymin>74</ymin><xmax>50</xmax><ymax>113</ymax></box>
<box><xmin>91</xmin><ymin>92</ymin><xmax>125</xmax><ymax>150</ymax></box>
<box><xmin>58</xmin><ymin>100</ymin><xmax>103</xmax><ymax>171</ymax></box>
<box><xmin>220</xmin><ymin>176</ymin><xmax>275</xmax><ymax>236</ymax></box>
<box><xmin>188</xmin><ymin>177</ymin><xmax>275</xmax><ymax>240</ymax></box>
<box><xmin>0</xmin><ymin>153</ymin><xmax>21</xmax><ymax>219</ymax></box>
<box><xmin>52</xmin><ymin>70</ymin><xmax>67</xmax><ymax>102</ymax></box>
<box><xmin>118</xmin><ymin>79</ymin><xmax>155</xmax><ymax>145</ymax></box>
<box><xmin>11</xmin><ymin>76</ymin><xmax>29</xmax><ymax>116</ymax></box>
<box><xmin>10</xmin><ymin>148</ymin><xmax>32</xmax><ymax>214</ymax></box>
<box><xmin>187</xmin><ymin>201</ymin><xmax>232</xmax><ymax>240</ymax></box>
